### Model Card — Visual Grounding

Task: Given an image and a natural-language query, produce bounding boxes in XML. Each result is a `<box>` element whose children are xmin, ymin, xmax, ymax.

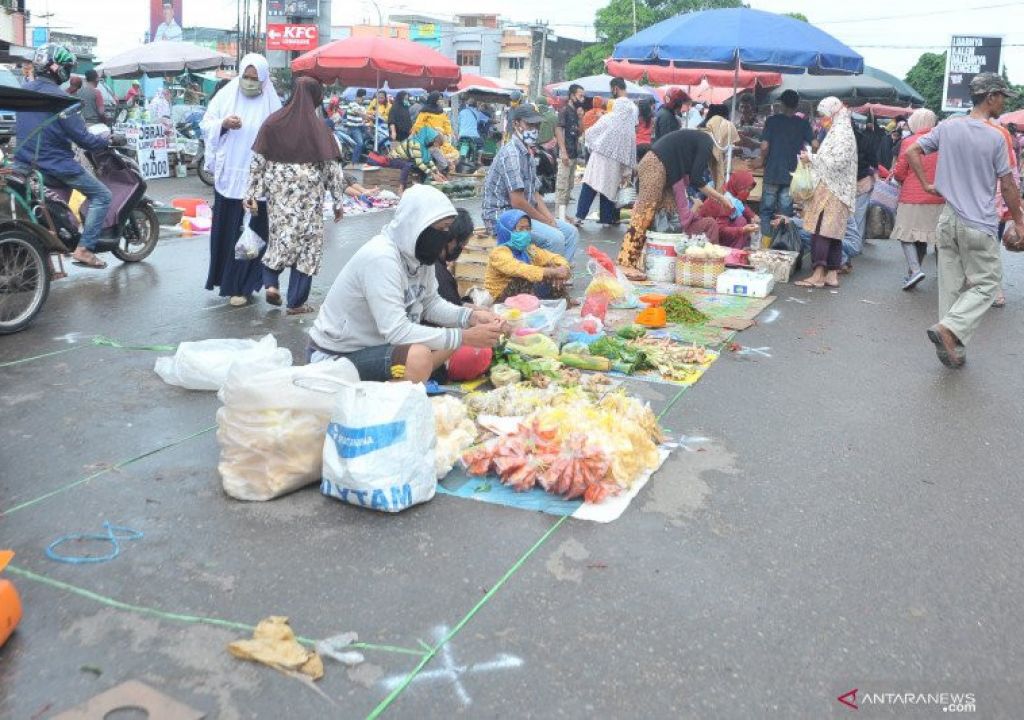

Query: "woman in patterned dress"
<box><xmin>245</xmin><ymin>76</ymin><xmax>346</xmax><ymax>315</ymax></box>
<box><xmin>794</xmin><ymin>97</ymin><xmax>857</xmax><ymax>289</ymax></box>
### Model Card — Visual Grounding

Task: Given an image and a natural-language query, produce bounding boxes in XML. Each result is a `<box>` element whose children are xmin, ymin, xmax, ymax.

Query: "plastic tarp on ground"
<box><xmin>291</xmin><ymin>36</ymin><xmax>460</xmax><ymax>91</ymax></box>
<box><xmin>612</xmin><ymin>8</ymin><xmax>863</xmax><ymax>75</ymax></box>
<box><xmin>98</xmin><ymin>41</ymin><xmax>232</xmax><ymax>78</ymax></box>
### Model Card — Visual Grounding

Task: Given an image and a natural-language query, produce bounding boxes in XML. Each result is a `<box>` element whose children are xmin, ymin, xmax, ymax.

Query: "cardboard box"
<box><xmin>715</xmin><ymin>269</ymin><xmax>775</xmax><ymax>298</ymax></box>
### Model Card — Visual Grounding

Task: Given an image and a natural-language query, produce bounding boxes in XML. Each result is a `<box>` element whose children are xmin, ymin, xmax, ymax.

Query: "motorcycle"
<box><xmin>0</xmin><ymin>124</ymin><xmax>159</xmax><ymax>334</ymax></box>
<box><xmin>176</xmin><ymin>115</ymin><xmax>212</xmax><ymax>186</ymax></box>
<box><xmin>536</xmin><ymin>140</ymin><xmax>558</xmax><ymax>196</ymax></box>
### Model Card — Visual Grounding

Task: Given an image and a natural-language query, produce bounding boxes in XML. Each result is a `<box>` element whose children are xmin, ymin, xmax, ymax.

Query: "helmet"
<box><xmin>33</xmin><ymin>43</ymin><xmax>77</xmax><ymax>84</ymax></box>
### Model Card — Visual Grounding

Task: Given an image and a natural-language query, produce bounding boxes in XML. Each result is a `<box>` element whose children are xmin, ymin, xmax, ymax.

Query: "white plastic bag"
<box><xmin>154</xmin><ymin>334</ymin><xmax>292</xmax><ymax>391</ymax></box>
<box><xmin>321</xmin><ymin>381</ymin><xmax>436</xmax><ymax>513</ymax></box>
<box><xmin>217</xmin><ymin>358</ymin><xmax>360</xmax><ymax>501</ymax></box>
<box><xmin>789</xmin><ymin>162</ymin><xmax>815</xmax><ymax>203</ymax></box>
<box><xmin>234</xmin><ymin>212</ymin><xmax>266</xmax><ymax>260</ymax></box>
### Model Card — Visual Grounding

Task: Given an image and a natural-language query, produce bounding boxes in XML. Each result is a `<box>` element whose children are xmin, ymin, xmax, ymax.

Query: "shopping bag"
<box><xmin>154</xmin><ymin>334</ymin><xmax>292</xmax><ymax>391</ymax></box>
<box><xmin>789</xmin><ymin>163</ymin><xmax>815</xmax><ymax>203</ymax></box>
<box><xmin>615</xmin><ymin>186</ymin><xmax>637</xmax><ymax>208</ymax></box>
<box><xmin>770</xmin><ymin>221</ymin><xmax>803</xmax><ymax>253</ymax></box>
<box><xmin>234</xmin><ymin>212</ymin><xmax>265</xmax><ymax>260</ymax></box>
<box><xmin>321</xmin><ymin>381</ymin><xmax>436</xmax><ymax>513</ymax></box>
<box><xmin>217</xmin><ymin>358</ymin><xmax>360</xmax><ymax>501</ymax></box>
<box><xmin>869</xmin><ymin>178</ymin><xmax>900</xmax><ymax>213</ymax></box>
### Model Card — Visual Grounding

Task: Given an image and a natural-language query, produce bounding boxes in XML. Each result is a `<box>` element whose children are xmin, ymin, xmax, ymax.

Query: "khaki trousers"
<box><xmin>936</xmin><ymin>204</ymin><xmax>1002</xmax><ymax>346</ymax></box>
<box><xmin>555</xmin><ymin>157</ymin><xmax>576</xmax><ymax>206</ymax></box>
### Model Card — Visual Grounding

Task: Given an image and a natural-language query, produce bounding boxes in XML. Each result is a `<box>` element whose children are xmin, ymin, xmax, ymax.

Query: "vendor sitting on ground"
<box><xmin>485</xmin><ymin>209</ymin><xmax>571</xmax><ymax>302</ymax></box>
<box><xmin>308</xmin><ymin>185</ymin><xmax>504</xmax><ymax>383</ymax></box>
<box><xmin>343</xmin><ymin>172</ymin><xmax>380</xmax><ymax>202</ymax></box>
<box><xmin>435</xmin><ymin>208</ymin><xmax>476</xmax><ymax>307</ymax></box>
<box><xmin>388</xmin><ymin>127</ymin><xmax>448</xmax><ymax>189</ymax></box>
<box><xmin>697</xmin><ymin>171</ymin><xmax>760</xmax><ymax>249</ymax></box>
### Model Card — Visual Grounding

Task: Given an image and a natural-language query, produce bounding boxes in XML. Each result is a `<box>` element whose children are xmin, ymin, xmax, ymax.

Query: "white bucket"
<box><xmin>644</xmin><ymin>252</ymin><xmax>677</xmax><ymax>283</ymax></box>
<box><xmin>646</xmin><ymin>236</ymin><xmax>678</xmax><ymax>258</ymax></box>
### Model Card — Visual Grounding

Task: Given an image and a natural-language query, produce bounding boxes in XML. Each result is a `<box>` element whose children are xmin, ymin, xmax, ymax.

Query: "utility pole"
<box><xmin>632</xmin><ymin>0</ymin><xmax>637</xmax><ymax>35</ymax></box>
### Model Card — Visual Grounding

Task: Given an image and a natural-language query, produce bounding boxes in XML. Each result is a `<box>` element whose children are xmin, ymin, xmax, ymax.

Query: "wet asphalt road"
<box><xmin>1</xmin><ymin>174</ymin><xmax>1023</xmax><ymax>718</ymax></box>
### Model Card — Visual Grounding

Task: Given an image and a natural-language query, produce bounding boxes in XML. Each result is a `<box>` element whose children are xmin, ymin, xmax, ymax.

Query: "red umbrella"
<box><xmin>457</xmin><ymin>73</ymin><xmax>518</xmax><ymax>91</ymax></box>
<box><xmin>292</xmin><ymin>37</ymin><xmax>460</xmax><ymax>91</ymax></box>
<box><xmin>605</xmin><ymin>59</ymin><xmax>781</xmax><ymax>89</ymax></box>
<box><xmin>853</xmin><ymin>103</ymin><xmax>917</xmax><ymax>119</ymax></box>
<box><xmin>999</xmin><ymin>109</ymin><xmax>1024</xmax><ymax>125</ymax></box>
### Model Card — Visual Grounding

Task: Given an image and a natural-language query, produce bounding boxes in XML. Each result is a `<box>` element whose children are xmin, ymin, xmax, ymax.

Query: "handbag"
<box><xmin>869</xmin><ymin>178</ymin><xmax>900</xmax><ymax>214</ymax></box>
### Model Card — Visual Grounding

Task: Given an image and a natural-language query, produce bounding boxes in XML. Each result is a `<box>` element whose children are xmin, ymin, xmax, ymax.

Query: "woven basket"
<box><xmin>676</xmin><ymin>256</ymin><xmax>726</xmax><ymax>289</ymax></box>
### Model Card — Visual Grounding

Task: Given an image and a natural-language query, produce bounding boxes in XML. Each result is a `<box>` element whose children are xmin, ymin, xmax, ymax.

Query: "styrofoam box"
<box><xmin>715</xmin><ymin>269</ymin><xmax>775</xmax><ymax>298</ymax></box>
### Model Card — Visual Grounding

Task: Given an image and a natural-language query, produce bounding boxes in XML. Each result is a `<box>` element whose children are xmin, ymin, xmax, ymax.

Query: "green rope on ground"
<box><xmin>91</xmin><ymin>336</ymin><xmax>178</xmax><ymax>352</ymax></box>
<box><xmin>2</xmin><ymin>425</ymin><xmax>217</xmax><ymax>516</ymax></box>
<box><xmin>365</xmin><ymin>514</ymin><xmax>570</xmax><ymax>720</ymax></box>
<box><xmin>4</xmin><ymin>565</ymin><xmax>425</xmax><ymax>656</ymax></box>
<box><xmin>657</xmin><ymin>385</ymin><xmax>688</xmax><ymax>421</ymax></box>
<box><xmin>0</xmin><ymin>345</ymin><xmax>84</xmax><ymax>368</ymax></box>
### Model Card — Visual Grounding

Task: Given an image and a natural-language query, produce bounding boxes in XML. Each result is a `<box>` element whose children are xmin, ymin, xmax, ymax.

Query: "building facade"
<box><xmin>0</xmin><ymin>0</ymin><xmax>27</xmax><ymax>48</ymax></box>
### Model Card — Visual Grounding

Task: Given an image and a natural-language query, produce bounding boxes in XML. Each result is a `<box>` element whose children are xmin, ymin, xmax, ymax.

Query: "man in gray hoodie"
<box><xmin>309</xmin><ymin>185</ymin><xmax>503</xmax><ymax>382</ymax></box>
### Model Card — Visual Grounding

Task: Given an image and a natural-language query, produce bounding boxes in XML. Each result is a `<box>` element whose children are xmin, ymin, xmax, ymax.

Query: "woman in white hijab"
<box><xmin>570</xmin><ymin>96</ymin><xmax>637</xmax><ymax>227</ymax></box>
<box><xmin>202</xmin><ymin>54</ymin><xmax>282</xmax><ymax>305</ymax></box>
<box><xmin>794</xmin><ymin>96</ymin><xmax>857</xmax><ymax>289</ymax></box>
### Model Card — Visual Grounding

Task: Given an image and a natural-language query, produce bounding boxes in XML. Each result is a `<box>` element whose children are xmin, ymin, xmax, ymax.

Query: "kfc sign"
<box><xmin>266</xmin><ymin>24</ymin><xmax>319</xmax><ymax>51</ymax></box>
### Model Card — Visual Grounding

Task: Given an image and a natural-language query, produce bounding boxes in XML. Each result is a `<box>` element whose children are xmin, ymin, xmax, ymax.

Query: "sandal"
<box><xmin>265</xmin><ymin>287</ymin><xmax>282</xmax><ymax>306</ymax></box>
<box><xmin>619</xmin><ymin>266</ymin><xmax>647</xmax><ymax>282</ymax></box>
<box><xmin>993</xmin><ymin>296</ymin><xmax>1007</xmax><ymax>309</ymax></box>
<box><xmin>794</xmin><ymin>279</ymin><xmax>824</xmax><ymax>288</ymax></box>
<box><xmin>71</xmin><ymin>252</ymin><xmax>107</xmax><ymax>269</ymax></box>
<box><xmin>286</xmin><ymin>304</ymin><xmax>316</xmax><ymax>316</ymax></box>
<box><xmin>566</xmin><ymin>216</ymin><xmax>583</xmax><ymax>227</ymax></box>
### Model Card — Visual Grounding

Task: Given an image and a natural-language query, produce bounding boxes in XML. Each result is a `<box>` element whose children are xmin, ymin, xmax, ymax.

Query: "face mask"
<box><xmin>520</xmin><ymin>129</ymin><xmax>539</xmax><ymax>147</ymax></box>
<box><xmin>506</xmin><ymin>230</ymin><xmax>532</xmax><ymax>253</ymax></box>
<box><xmin>414</xmin><ymin>226</ymin><xmax>450</xmax><ymax>266</ymax></box>
<box><xmin>239</xmin><ymin>78</ymin><xmax>262</xmax><ymax>97</ymax></box>
<box><xmin>901</xmin><ymin>130</ymin><xmax>911</xmax><ymax>138</ymax></box>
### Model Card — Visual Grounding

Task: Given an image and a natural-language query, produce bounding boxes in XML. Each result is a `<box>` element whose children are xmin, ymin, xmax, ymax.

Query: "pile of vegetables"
<box><xmin>461</xmin><ymin>388</ymin><xmax>664</xmax><ymax>503</ymax></box>
<box><xmin>586</xmin><ymin>335</ymin><xmax>654</xmax><ymax>375</ymax></box>
<box><xmin>631</xmin><ymin>337</ymin><xmax>710</xmax><ymax>382</ymax></box>
<box><xmin>663</xmin><ymin>294</ymin><xmax>709</xmax><ymax>325</ymax></box>
<box><xmin>682</xmin><ymin>243</ymin><xmax>730</xmax><ymax>260</ymax></box>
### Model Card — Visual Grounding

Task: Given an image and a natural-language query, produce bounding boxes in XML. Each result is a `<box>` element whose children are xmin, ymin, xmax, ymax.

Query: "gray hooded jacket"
<box><xmin>310</xmin><ymin>185</ymin><xmax>471</xmax><ymax>354</ymax></box>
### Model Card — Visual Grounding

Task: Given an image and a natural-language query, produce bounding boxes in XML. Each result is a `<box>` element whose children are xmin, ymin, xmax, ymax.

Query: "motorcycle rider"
<box><xmin>15</xmin><ymin>43</ymin><xmax>112</xmax><ymax>269</ymax></box>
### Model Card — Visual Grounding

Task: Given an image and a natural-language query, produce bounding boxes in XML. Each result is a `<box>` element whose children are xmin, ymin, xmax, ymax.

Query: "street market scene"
<box><xmin>1</xmin><ymin>0</ymin><xmax>1023</xmax><ymax>717</ymax></box>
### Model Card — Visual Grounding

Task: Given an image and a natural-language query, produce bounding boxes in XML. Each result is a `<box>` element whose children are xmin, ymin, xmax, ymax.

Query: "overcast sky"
<box><xmin>25</xmin><ymin>0</ymin><xmax>1024</xmax><ymax>82</ymax></box>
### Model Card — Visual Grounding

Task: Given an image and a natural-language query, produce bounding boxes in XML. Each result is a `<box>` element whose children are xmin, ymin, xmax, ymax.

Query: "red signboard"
<box><xmin>266</xmin><ymin>24</ymin><xmax>319</xmax><ymax>52</ymax></box>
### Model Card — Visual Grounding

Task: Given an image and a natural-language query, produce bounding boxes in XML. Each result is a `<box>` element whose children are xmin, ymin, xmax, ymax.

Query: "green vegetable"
<box><xmin>616</xmin><ymin>324</ymin><xmax>647</xmax><ymax>340</ymax></box>
<box><xmin>493</xmin><ymin>343</ymin><xmax>560</xmax><ymax>379</ymax></box>
<box><xmin>587</xmin><ymin>336</ymin><xmax>653</xmax><ymax>373</ymax></box>
<box><xmin>559</xmin><ymin>353</ymin><xmax>612</xmax><ymax>371</ymax></box>
<box><xmin>664</xmin><ymin>294</ymin><xmax>708</xmax><ymax>325</ymax></box>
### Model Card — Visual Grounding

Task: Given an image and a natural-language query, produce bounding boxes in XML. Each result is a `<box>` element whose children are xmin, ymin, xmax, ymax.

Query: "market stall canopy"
<box><xmin>862</xmin><ymin>66</ymin><xmax>924</xmax><ymax>105</ymax></box>
<box><xmin>998</xmin><ymin>109</ymin><xmax>1024</xmax><ymax>125</ymax></box>
<box><xmin>457</xmin><ymin>74</ymin><xmax>518</xmax><ymax>91</ymax></box>
<box><xmin>853</xmin><ymin>103</ymin><xmax>917</xmax><ymax>119</ymax></box>
<box><xmin>605</xmin><ymin>61</ymin><xmax>780</xmax><ymax>90</ymax></box>
<box><xmin>451</xmin><ymin>86</ymin><xmax>519</xmax><ymax>104</ymax></box>
<box><xmin>612</xmin><ymin>8</ymin><xmax>863</xmax><ymax>75</ymax></box>
<box><xmin>0</xmin><ymin>84</ymin><xmax>80</xmax><ymax>113</ymax></box>
<box><xmin>766</xmin><ymin>73</ymin><xmax>900</xmax><ymax>104</ymax></box>
<box><xmin>291</xmin><ymin>37</ymin><xmax>460</xmax><ymax>91</ymax></box>
<box><xmin>651</xmin><ymin>85</ymin><xmax>738</xmax><ymax>106</ymax></box>
<box><xmin>97</xmin><ymin>41</ymin><xmax>232</xmax><ymax>78</ymax></box>
<box><xmin>546</xmin><ymin>74</ymin><xmax>656</xmax><ymax>102</ymax></box>
<box><xmin>337</xmin><ymin>85</ymin><xmax>427</xmax><ymax>101</ymax></box>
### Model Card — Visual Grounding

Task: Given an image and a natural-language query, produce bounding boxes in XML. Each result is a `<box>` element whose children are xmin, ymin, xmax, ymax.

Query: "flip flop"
<box><xmin>992</xmin><ymin>296</ymin><xmax>1007</xmax><ymax>309</ymax></box>
<box><xmin>286</xmin><ymin>304</ymin><xmax>316</xmax><ymax>316</ymax></box>
<box><xmin>265</xmin><ymin>288</ymin><xmax>283</xmax><ymax>306</ymax></box>
<box><xmin>72</xmin><ymin>255</ymin><xmax>107</xmax><ymax>269</ymax></box>
<box><xmin>794</xmin><ymin>279</ymin><xmax>824</xmax><ymax>288</ymax></box>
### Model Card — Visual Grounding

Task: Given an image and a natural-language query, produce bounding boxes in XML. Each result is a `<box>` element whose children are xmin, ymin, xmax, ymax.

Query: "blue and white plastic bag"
<box><xmin>321</xmin><ymin>381</ymin><xmax>436</xmax><ymax>513</ymax></box>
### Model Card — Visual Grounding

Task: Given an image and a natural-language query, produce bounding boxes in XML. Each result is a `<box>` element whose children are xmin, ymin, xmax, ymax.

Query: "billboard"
<box><xmin>150</xmin><ymin>0</ymin><xmax>184</xmax><ymax>43</ymax></box>
<box><xmin>267</xmin><ymin>0</ymin><xmax>319</xmax><ymax>19</ymax></box>
<box><xmin>266</xmin><ymin>24</ymin><xmax>319</xmax><ymax>52</ymax></box>
<box><xmin>942</xmin><ymin>35</ymin><xmax>1003</xmax><ymax>111</ymax></box>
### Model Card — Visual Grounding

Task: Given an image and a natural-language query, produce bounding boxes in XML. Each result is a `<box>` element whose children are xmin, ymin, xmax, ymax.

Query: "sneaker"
<box><xmin>228</xmin><ymin>295</ymin><xmax>248</xmax><ymax>307</ymax></box>
<box><xmin>903</xmin><ymin>271</ymin><xmax>925</xmax><ymax>291</ymax></box>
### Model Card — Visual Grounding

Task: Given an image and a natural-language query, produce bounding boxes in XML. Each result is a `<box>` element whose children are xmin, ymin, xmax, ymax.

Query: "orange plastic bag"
<box><xmin>0</xmin><ymin>550</ymin><xmax>22</xmax><ymax>648</ymax></box>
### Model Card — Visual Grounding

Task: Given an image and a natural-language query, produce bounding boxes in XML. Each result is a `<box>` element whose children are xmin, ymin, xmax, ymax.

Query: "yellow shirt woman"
<box><xmin>410</xmin><ymin>100</ymin><xmax>460</xmax><ymax>165</ymax></box>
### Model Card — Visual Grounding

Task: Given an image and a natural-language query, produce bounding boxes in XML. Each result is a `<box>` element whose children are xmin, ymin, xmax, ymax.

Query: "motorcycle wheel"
<box><xmin>112</xmin><ymin>205</ymin><xmax>160</xmax><ymax>263</ymax></box>
<box><xmin>0</xmin><ymin>229</ymin><xmax>50</xmax><ymax>335</ymax></box>
<box><xmin>197</xmin><ymin>153</ymin><xmax>214</xmax><ymax>186</ymax></box>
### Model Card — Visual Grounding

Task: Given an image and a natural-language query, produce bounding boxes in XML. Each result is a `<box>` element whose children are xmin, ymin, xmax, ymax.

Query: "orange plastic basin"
<box><xmin>171</xmin><ymin>197</ymin><xmax>207</xmax><ymax>217</ymax></box>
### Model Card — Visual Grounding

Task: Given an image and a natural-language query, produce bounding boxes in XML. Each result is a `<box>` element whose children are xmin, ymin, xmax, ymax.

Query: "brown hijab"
<box><xmin>251</xmin><ymin>76</ymin><xmax>341</xmax><ymax>164</ymax></box>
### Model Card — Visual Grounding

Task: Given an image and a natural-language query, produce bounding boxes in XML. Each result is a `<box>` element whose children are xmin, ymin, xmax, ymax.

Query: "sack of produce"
<box><xmin>155</xmin><ymin>334</ymin><xmax>292</xmax><ymax>391</ymax></box>
<box><xmin>217</xmin><ymin>358</ymin><xmax>360</xmax><ymax>501</ymax></box>
<box><xmin>321</xmin><ymin>381</ymin><xmax>436</xmax><ymax>513</ymax></box>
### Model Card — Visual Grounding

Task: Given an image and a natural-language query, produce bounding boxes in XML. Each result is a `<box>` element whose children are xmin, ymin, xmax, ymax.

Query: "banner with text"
<box><xmin>266</xmin><ymin>24</ymin><xmax>319</xmax><ymax>52</ymax></box>
<box><xmin>943</xmin><ymin>35</ymin><xmax>1003</xmax><ymax>112</ymax></box>
<box><xmin>136</xmin><ymin>124</ymin><xmax>171</xmax><ymax>180</ymax></box>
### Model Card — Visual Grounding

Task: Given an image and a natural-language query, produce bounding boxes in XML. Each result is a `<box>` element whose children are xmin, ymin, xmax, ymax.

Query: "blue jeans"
<box><xmin>343</xmin><ymin>125</ymin><xmax>365</xmax><ymax>162</ymax></box>
<box><xmin>841</xmin><ymin>190</ymin><xmax>872</xmax><ymax>264</ymax></box>
<box><xmin>759</xmin><ymin>182</ymin><xmax>793</xmax><ymax>237</ymax></box>
<box><xmin>49</xmin><ymin>168</ymin><xmax>113</xmax><ymax>252</ymax></box>
<box><xmin>530</xmin><ymin>218</ymin><xmax>579</xmax><ymax>261</ymax></box>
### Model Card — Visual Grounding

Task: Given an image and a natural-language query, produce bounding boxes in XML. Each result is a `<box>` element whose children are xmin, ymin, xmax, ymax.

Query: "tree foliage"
<box><xmin>784</xmin><ymin>12</ymin><xmax>809</xmax><ymax>22</ymax></box>
<box><xmin>567</xmin><ymin>0</ymin><xmax>746</xmax><ymax>80</ymax></box>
